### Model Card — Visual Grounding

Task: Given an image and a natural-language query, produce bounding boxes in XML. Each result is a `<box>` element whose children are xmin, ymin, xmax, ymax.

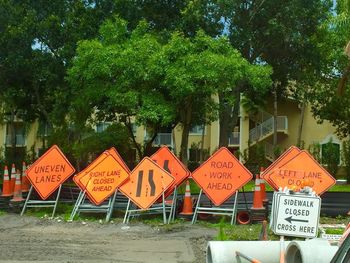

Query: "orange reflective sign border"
<box><xmin>73</xmin><ymin>148</ymin><xmax>129</xmax><ymax>191</ymax></box>
<box><xmin>25</xmin><ymin>145</ymin><xmax>75</xmax><ymax>200</ymax></box>
<box><xmin>269</xmin><ymin>150</ymin><xmax>336</xmax><ymax>195</ymax></box>
<box><xmin>151</xmin><ymin>146</ymin><xmax>190</xmax><ymax>197</ymax></box>
<box><xmin>73</xmin><ymin>152</ymin><xmax>108</xmax><ymax>191</ymax></box>
<box><xmin>262</xmin><ymin>146</ymin><xmax>301</xmax><ymax>190</ymax></box>
<box><xmin>119</xmin><ymin>157</ymin><xmax>175</xmax><ymax>209</ymax></box>
<box><xmin>84</xmin><ymin>154</ymin><xmax>129</xmax><ymax>205</ymax></box>
<box><xmin>191</xmin><ymin>147</ymin><xmax>252</xmax><ymax>206</ymax></box>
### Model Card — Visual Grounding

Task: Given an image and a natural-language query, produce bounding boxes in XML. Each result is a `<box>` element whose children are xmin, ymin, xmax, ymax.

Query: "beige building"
<box><xmin>0</xmin><ymin>98</ymin><xmax>347</xmax><ymax>175</ymax></box>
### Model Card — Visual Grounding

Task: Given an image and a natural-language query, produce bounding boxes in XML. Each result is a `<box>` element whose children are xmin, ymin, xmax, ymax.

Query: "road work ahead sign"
<box><xmin>272</xmin><ymin>193</ymin><xmax>321</xmax><ymax>238</ymax></box>
<box><xmin>192</xmin><ymin>147</ymin><xmax>252</xmax><ymax>206</ymax></box>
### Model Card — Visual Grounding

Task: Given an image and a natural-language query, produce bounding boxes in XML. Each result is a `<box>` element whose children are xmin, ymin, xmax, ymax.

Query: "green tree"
<box><xmin>307</xmin><ymin>0</ymin><xmax>350</xmax><ymax>139</ymax></box>
<box><xmin>68</xmin><ymin>18</ymin><xmax>176</xmax><ymax>159</ymax></box>
<box><xmin>223</xmin><ymin>0</ymin><xmax>331</xmax><ymax>157</ymax></box>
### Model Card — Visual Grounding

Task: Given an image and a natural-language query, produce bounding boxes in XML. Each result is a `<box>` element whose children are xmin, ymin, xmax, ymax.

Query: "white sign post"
<box><xmin>272</xmin><ymin>193</ymin><xmax>321</xmax><ymax>238</ymax></box>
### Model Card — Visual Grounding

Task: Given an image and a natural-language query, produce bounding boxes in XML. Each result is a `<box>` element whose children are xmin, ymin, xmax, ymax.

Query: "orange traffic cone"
<box><xmin>252</xmin><ymin>174</ymin><xmax>264</xmax><ymax>209</ymax></box>
<box><xmin>1</xmin><ymin>165</ymin><xmax>12</xmax><ymax>197</ymax></box>
<box><xmin>10</xmin><ymin>170</ymin><xmax>24</xmax><ymax>202</ymax></box>
<box><xmin>260</xmin><ymin>167</ymin><xmax>268</xmax><ymax>203</ymax></box>
<box><xmin>21</xmin><ymin>162</ymin><xmax>30</xmax><ymax>192</ymax></box>
<box><xmin>180</xmin><ymin>180</ymin><xmax>193</xmax><ymax>215</ymax></box>
<box><xmin>10</xmin><ymin>164</ymin><xmax>16</xmax><ymax>194</ymax></box>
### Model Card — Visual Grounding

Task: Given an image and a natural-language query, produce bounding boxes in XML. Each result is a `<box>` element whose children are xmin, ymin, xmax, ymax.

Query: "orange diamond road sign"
<box><xmin>119</xmin><ymin>157</ymin><xmax>175</xmax><ymax>209</ymax></box>
<box><xmin>151</xmin><ymin>146</ymin><xmax>190</xmax><ymax>197</ymax></box>
<box><xmin>73</xmin><ymin>152</ymin><xmax>108</xmax><ymax>191</ymax></box>
<box><xmin>191</xmin><ymin>147</ymin><xmax>252</xmax><ymax>206</ymax></box>
<box><xmin>73</xmin><ymin>148</ymin><xmax>130</xmax><ymax>191</ymax></box>
<box><xmin>262</xmin><ymin>146</ymin><xmax>301</xmax><ymax>190</ymax></box>
<box><xmin>268</xmin><ymin>150</ymin><xmax>336</xmax><ymax>195</ymax></box>
<box><xmin>25</xmin><ymin>145</ymin><xmax>75</xmax><ymax>200</ymax></box>
<box><xmin>108</xmin><ymin>147</ymin><xmax>130</xmax><ymax>173</ymax></box>
<box><xmin>84</xmin><ymin>154</ymin><xmax>129</xmax><ymax>205</ymax></box>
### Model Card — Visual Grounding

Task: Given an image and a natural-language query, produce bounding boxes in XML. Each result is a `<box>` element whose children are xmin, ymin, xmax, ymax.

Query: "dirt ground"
<box><xmin>0</xmin><ymin>214</ymin><xmax>217</xmax><ymax>263</ymax></box>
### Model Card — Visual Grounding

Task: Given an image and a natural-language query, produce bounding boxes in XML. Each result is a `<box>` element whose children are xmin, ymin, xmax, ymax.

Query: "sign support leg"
<box><xmin>20</xmin><ymin>185</ymin><xmax>33</xmax><ymax>216</ymax></box>
<box><xmin>162</xmin><ymin>191</ymin><xmax>166</xmax><ymax>224</ymax></box>
<box><xmin>191</xmin><ymin>189</ymin><xmax>203</xmax><ymax>224</ymax></box>
<box><xmin>230</xmin><ymin>190</ymin><xmax>239</xmax><ymax>225</ymax></box>
<box><xmin>70</xmin><ymin>190</ymin><xmax>84</xmax><ymax>221</ymax></box>
<box><xmin>106</xmin><ymin>190</ymin><xmax>118</xmax><ymax>222</ymax></box>
<box><xmin>123</xmin><ymin>199</ymin><xmax>131</xmax><ymax>224</ymax></box>
<box><xmin>51</xmin><ymin>184</ymin><xmax>62</xmax><ymax>218</ymax></box>
<box><xmin>168</xmin><ymin>187</ymin><xmax>177</xmax><ymax>224</ymax></box>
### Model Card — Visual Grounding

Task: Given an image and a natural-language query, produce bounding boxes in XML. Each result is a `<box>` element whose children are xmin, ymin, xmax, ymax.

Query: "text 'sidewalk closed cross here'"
<box><xmin>25</xmin><ymin>145</ymin><xmax>75</xmax><ymax>200</ymax></box>
<box><xmin>119</xmin><ymin>157</ymin><xmax>175</xmax><ymax>209</ymax></box>
<box><xmin>191</xmin><ymin>147</ymin><xmax>252</xmax><ymax>206</ymax></box>
<box><xmin>272</xmin><ymin>193</ymin><xmax>321</xmax><ymax>238</ymax></box>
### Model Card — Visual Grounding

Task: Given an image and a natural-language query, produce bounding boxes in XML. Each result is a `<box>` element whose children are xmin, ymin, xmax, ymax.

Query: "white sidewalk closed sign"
<box><xmin>273</xmin><ymin>193</ymin><xmax>321</xmax><ymax>238</ymax></box>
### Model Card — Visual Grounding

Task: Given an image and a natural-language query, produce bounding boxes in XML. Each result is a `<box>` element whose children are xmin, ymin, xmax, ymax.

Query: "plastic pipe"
<box><xmin>237</xmin><ymin>211</ymin><xmax>251</xmax><ymax>225</ymax></box>
<box><xmin>286</xmin><ymin>239</ymin><xmax>338</xmax><ymax>263</ymax></box>
<box><xmin>207</xmin><ymin>241</ymin><xmax>291</xmax><ymax>263</ymax></box>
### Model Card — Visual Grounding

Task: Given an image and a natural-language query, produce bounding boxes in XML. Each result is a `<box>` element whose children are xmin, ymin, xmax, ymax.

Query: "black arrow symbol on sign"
<box><xmin>285</xmin><ymin>216</ymin><xmax>309</xmax><ymax>224</ymax></box>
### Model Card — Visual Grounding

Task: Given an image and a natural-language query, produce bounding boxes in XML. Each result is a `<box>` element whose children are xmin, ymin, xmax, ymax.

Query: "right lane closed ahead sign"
<box><xmin>273</xmin><ymin>193</ymin><xmax>321</xmax><ymax>238</ymax></box>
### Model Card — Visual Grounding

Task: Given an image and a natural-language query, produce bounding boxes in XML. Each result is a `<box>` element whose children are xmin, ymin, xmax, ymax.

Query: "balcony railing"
<box><xmin>249</xmin><ymin>116</ymin><xmax>288</xmax><ymax>143</ymax></box>
<box><xmin>228</xmin><ymin>132</ymin><xmax>240</xmax><ymax>145</ymax></box>
<box><xmin>5</xmin><ymin>135</ymin><xmax>26</xmax><ymax>146</ymax></box>
<box><xmin>152</xmin><ymin>133</ymin><xmax>172</xmax><ymax>146</ymax></box>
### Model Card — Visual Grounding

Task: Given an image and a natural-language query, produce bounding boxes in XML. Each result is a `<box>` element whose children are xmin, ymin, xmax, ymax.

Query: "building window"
<box><xmin>190</xmin><ymin>125</ymin><xmax>205</xmax><ymax>135</ymax></box>
<box><xmin>96</xmin><ymin>122</ymin><xmax>111</xmax><ymax>133</ymax></box>
<box><xmin>5</xmin><ymin>122</ymin><xmax>25</xmax><ymax>146</ymax></box>
<box><xmin>321</xmin><ymin>142</ymin><xmax>341</xmax><ymax>165</ymax></box>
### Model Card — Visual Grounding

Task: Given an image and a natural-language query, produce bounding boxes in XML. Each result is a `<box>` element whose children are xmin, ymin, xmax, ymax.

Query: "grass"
<box><xmin>324</xmin><ymin>228</ymin><xmax>344</xmax><ymax>235</ymax></box>
<box><xmin>24</xmin><ymin>203</ymin><xmax>74</xmax><ymax>219</ymax></box>
<box><xmin>319</xmin><ymin>215</ymin><xmax>349</xmax><ymax>225</ymax></box>
<box><xmin>328</xmin><ymin>184</ymin><xmax>350</xmax><ymax>192</ymax></box>
<box><xmin>0</xmin><ymin>210</ymin><xmax>6</xmax><ymax>216</ymax></box>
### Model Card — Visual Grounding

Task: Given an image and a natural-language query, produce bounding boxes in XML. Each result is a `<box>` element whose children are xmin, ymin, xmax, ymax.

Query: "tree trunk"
<box><xmin>179</xmin><ymin>100</ymin><xmax>192</xmax><ymax>167</ymax></box>
<box><xmin>4</xmin><ymin>110</ymin><xmax>18</xmax><ymax>166</ymax></box>
<box><xmin>296</xmin><ymin>102</ymin><xmax>306</xmax><ymax>148</ymax></box>
<box><xmin>218</xmin><ymin>91</ymin><xmax>240</xmax><ymax>147</ymax></box>
<box><xmin>200</xmin><ymin>124</ymin><xmax>205</xmax><ymax>162</ymax></box>
<box><xmin>172</xmin><ymin>127</ymin><xmax>177</xmax><ymax>155</ymax></box>
<box><xmin>273</xmin><ymin>87</ymin><xmax>278</xmax><ymax>160</ymax></box>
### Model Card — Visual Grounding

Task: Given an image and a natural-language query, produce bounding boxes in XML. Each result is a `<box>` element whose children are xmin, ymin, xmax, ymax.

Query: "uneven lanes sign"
<box><xmin>191</xmin><ymin>147</ymin><xmax>252</xmax><ymax>206</ymax></box>
<box><xmin>150</xmin><ymin>146</ymin><xmax>190</xmax><ymax>198</ymax></box>
<box><xmin>25</xmin><ymin>145</ymin><xmax>75</xmax><ymax>200</ymax></box>
<box><xmin>273</xmin><ymin>193</ymin><xmax>321</xmax><ymax>238</ymax></box>
<box><xmin>119</xmin><ymin>157</ymin><xmax>175</xmax><ymax>210</ymax></box>
<box><xmin>268</xmin><ymin>150</ymin><xmax>336</xmax><ymax>195</ymax></box>
<box><xmin>84</xmin><ymin>154</ymin><xmax>129</xmax><ymax>205</ymax></box>
<box><xmin>262</xmin><ymin>146</ymin><xmax>301</xmax><ymax>190</ymax></box>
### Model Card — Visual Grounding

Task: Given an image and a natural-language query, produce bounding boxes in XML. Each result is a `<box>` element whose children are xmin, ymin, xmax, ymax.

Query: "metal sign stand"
<box><xmin>123</xmin><ymin>187</ymin><xmax>177</xmax><ymax>224</ymax></box>
<box><xmin>21</xmin><ymin>185</ymin><xmax>62</xmax><ymax>218</ymax></box>
<box><xmin>69</xmin><ymin>189</ymin><xmax>119</xmax><ymax>222</ymax></box>
<box><xmin>191</xmin><ymin>189</ymin><xmax>239</xmax><ymax>225</ymax></box>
